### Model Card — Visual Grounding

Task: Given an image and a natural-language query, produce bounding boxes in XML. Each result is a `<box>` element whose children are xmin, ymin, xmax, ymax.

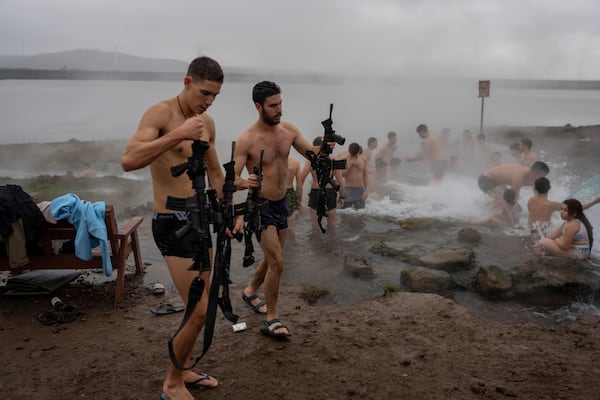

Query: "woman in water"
<box><xmin>534</xmin><ymin>198</ymin><xmax>594</xmax><ymax>260</ymax></box>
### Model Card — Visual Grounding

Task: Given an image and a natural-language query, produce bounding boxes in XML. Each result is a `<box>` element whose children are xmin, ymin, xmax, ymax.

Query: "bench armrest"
<box><xmin>116</xmin><ymin>216</ymin><xmax>144</xmax><ymax>239</ymax></box>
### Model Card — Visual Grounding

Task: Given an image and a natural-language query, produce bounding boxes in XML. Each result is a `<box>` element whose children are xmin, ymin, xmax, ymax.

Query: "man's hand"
<box><xmin>247</xmin><ymin>173</ymin><xmax>259</xmax><ymax>189</ymax></box>
<box><xmin>178</xmin><ymin>115</ymin><xmax>206</xmax><ymax>141</ymax></box>
<box><xmin>226</xmin><ymin>215</ymin><xmax>245</xmax><ymax>239</ymax></box>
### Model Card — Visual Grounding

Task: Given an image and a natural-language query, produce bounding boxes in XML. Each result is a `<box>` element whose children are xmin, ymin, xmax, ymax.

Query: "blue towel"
<box><xmin>50</xmin><ymin>194</ymin><xmax>112</xmax><ymax>276</ymax></box>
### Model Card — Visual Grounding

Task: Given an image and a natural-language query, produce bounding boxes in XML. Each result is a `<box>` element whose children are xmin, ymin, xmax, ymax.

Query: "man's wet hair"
<box><xmin>252</xmin><ymin>81</ymin><xmax>281</xmax><ymax>106</ymax></box>
<box><xmin>534</xmin><ymin>177</ymin><xmax>551</xmax><ymax>194</ymax></box>
<box><xmin>187</xmin><ymin>56</ymin><xmax>224</xmax><ymax>83</ymax></box>
<box><xmin>387</xmin><ymin>131</ymin><xmax>397</xmax><ymax>139</ymax></box>
<box><xmin>521</xmin><ymin>138</ymin><xmax>533</xmax><ymax>150</ymax></box>
<box><xmin>368</xmin><ymin>137</ymin><xmax>377</xmax><ymax>145</ymax></box>
<box><xmin>416</xmin><ymin>124</ymin><xmax>428</xmax><ymax>133</ymax></box>
<box><xmin>503</xmin><ymin>189</ymin><xmax>517</xmax><ymax>206</ymax></box>
<box><xmin>349</xmin><ymin>142</ymin><xmax>361</xmax><ymax>156</ymax></box>
<box><xmin>531</xmin><ymin>161</ymin><xmax>549</xmax><ymax>176</ymax></box>
<box><xmin>313</xmin><ymin>136</ymin><xmax>323</xmax><ymax>146</ymax></box>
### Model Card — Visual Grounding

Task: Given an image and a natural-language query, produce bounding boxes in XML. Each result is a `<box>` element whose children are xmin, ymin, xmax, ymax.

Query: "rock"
<box><xmin>476</xmin><ymin>265</ymin><xmax>513</xmax><ymax>296</ymax></box>
<box><xmin>418</xmin><ymin>247</ymin><xmax>474</xmax><ymax>272</ymax></box>
<box><xmin>398</xmin><ymin>217</ymin><xmax>435</xmax><ymax>230</ymax></box>
<box><xmin>369</xmin><ymin>242</ymin><xmax>406</xmax><ymax>257</ymax></box>
<box><xmin>457</xmin><ymin>228</ymin><xmax>481</xmax><ymax>244</ymax></box>
<box><xmin>343</xmin><ymin>254</ymin><xmax>374</xmax><ymax>279</ymax></box>
<box><xmin>400</xmin><ymin>266</ymin><xmax>453</xmax><ymax>293</ymax></box>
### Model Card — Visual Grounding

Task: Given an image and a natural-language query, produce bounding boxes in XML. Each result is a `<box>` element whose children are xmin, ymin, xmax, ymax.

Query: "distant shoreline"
<box><xmin>2</xmin><ymin>68</ymin><xmax>600</xmax><ymax>89</ymax></box>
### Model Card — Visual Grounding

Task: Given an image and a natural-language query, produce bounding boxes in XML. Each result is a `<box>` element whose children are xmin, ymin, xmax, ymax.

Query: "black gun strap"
<box><xmin>167</xmin><ymin>242</ymin><xmax>219</xmax><ymax>371</ymax></box>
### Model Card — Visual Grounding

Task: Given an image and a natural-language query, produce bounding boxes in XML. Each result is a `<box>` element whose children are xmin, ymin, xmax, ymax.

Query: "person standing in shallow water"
<box><xmin>233</xmin><ymin>81</ymin><xmax>328</xmax><ymax>339</ymax></box>
<box><xmin>342</xmin><ymin>142</ymin><xmax>369</xmax><ymax>209</ymax></box>
<box><xmin>405</xmin><ymin>124</ymin><xmax>448</xmax><ymax>185</ymax></box>
<box><xmin>121</xmin><ymin>56</ymin><xmax>239</xmax><ymax>400</ymax></box>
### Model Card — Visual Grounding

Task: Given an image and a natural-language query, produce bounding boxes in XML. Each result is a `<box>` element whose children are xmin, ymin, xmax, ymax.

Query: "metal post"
<box><xmin>479</xmin><ymin>97</ymin><xmax>485</xmax><ymax>135</ymax></box>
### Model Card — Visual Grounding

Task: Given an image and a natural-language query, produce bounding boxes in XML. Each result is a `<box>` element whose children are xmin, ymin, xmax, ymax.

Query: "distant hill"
<box><xmin>0</xmin><ymin>49</ymin><xmax>188</xmax><ymax>73</ymax></box>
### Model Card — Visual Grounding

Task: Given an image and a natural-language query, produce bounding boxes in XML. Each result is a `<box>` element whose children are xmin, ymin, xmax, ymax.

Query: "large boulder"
<box><xmin>343</xmin><ymin>254</ymin><xmax>374</xmax><ymax>279</ymax></box>
<box><xmin>457</xmin><ymin>228</ymin><xmax>482</xmax><ymax>244</ymax></box>
<box><xmin>400</xmin><ymin>266</ymin><xmax>453</xmax><ymax>293</ymax></box>
<box><xmin>418</xmin><ymin>247</ymin><xmax>474</xmax><ymax>272</ymax></box>
<box><xmin>476</xmin><ymin>265</ymin><xmax>513</xmax><ymax>296</ymax></box>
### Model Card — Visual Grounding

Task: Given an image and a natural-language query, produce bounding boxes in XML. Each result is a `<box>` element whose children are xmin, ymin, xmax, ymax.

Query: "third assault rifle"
<box><xmin>242</xmin><ymin>148</ymin><xmax>264</xmax><ymax>267</ymax></box>
<box><xmin>306</xmin><ymin>104</ymin><xmax>346</xmax><ymax>233</ymax></box>
<box><xmin>211</xmin><ymin>141</ymin><xmax>243</xmax><ymax>322</ymax></box>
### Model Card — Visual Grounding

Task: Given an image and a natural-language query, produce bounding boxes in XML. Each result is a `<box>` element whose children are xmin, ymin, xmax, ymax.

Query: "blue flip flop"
<box><xmin>242</xmin><ymin>293</ymin><xmax>267</xmax><ymax>315</ymax></box>
<box><xmin>260</xmin><ymin>318</ymin><xmax>291</xmax><ymax>339</ymax></box>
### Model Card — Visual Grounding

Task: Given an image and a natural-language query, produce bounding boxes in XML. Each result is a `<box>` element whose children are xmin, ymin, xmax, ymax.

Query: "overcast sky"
<box><xmin>2</xmin><ymin>0</ymin><xmax>600</xmax><ymax>79</ymax></box>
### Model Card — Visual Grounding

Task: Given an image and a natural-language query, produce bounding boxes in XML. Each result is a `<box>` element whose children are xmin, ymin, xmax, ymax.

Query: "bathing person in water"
<box><xmin>534</xmin><ymin>198</ymin><xmax>594</xmax><ymax>260</ymax></box>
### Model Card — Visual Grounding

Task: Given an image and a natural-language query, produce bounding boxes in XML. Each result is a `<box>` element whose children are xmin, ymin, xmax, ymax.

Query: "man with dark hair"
<box><xmin>342</xmin><ymin>142</ymin><xmax>368</xmax><ymax>209</ymax></box>
<box><xmin>477</xmin><ymin>160</ymin><xmax>550</xmax><ymax>201</ymax></box>
<box><xmin>122</xmin><ymin>56</ymin><xmax>233</xmax><ymax>399</ymax></box>
<box><xmin>405</xmin><ymin>123</ymin><xmax>448</xmax><ymax>185</ymax></box>
<box><xmin>233</xmin><ymin>81</ymin><xmax>327</xmax><ymax>339</ymax></box>
<box><xmin>527</xmin><ymin>177</ymin><xmax>562</xmax><ymax>232</ymax></box>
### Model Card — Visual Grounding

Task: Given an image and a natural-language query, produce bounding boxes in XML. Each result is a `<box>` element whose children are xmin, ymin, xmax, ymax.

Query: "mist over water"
<box><xmin>1</xmin><ymin>78</ymin><xmax>599</xmax><ymax>323</ymax></box>
<box><xmin>2</xmin><ymin>78</ymin><xmax>600</xmax><ymax>146</ymax></box>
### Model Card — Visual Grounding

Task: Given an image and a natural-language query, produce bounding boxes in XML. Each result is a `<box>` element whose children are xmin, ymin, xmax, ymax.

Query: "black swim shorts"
<box><xmin>477</xmin><ymin>174</ymin><xmax>497</xmax><ymax>194</ymax></box>
<box><xmin>152</xmin><ymin>212</ymin><xmax>212</xmax><ymax>271</ymax></box>
<box><xmin>308</xmin><ymin>188</ymin><xmax>337</xmax><ymax>211</ymax></box>
<box><xmin>259</xmin><ymin>196</ymin><xmax>289</xmax><ymax>231</ymax></box>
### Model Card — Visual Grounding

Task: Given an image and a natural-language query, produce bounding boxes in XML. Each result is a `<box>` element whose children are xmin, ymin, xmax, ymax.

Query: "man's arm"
<box><xmin>299</xmin><ymin>160</ymin><xmax>311</xmax><ymax>187</ymax></box>
<box><xmin>583</xmin><ymin>196</ymin><xmax>600</xmax><ymax>211</ymax></box>
<box><xmin>232</xmin><ymin>132</ymin><xmax>252</xmax><ymax>190</ymax></box>
<box><xmin>121</xmin><ymin>102</ymin><xmax>206</xmax><ymax>171</ymax></box>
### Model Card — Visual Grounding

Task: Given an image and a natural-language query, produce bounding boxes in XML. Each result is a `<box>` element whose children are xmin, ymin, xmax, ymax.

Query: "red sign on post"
<box><xmin>478</xmin><ymin>80</ymin><xmax>490</xmax><ymax>98</ymax></box>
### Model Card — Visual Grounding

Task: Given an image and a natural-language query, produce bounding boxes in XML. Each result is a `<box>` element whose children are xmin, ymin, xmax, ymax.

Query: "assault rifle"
<box><xmin>163</xmin><ymin>139</ymin><xmax>222</xmax><ymax>371</ymax></box>
<box><xmin>212</xmin><ymin>142</ymin><xmax>243</xmax><ymax>322</ymax></box>
<box><xmin>242</xmin><ymin>149</ymin><xmax>264</xmax><ymax>267</ymax></box>
<box><xmin>306</xmin><ymin>104</ymin><xmax>346</xmax><ymax>233</ymax></box>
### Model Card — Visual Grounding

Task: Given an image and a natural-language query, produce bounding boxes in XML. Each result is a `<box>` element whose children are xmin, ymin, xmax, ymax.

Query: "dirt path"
<box><xmin>1</xmin><ymin>278</ymin><xmax>599</xmax><ymax>400</ymax></box>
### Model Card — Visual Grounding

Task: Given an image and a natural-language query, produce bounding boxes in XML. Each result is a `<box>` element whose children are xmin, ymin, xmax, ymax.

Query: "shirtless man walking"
<box><xmin>121</xmin><ymin>56</ymin><xmax>233</xmax><ymax>400</ymax></box>
<box><xmin>233</xmin><ymin>81</ymin><xmax>324</xmax><ymax>338</ymax></box>
<box><xmin>405</xmin><ymin>124</ymin><xmax>448</xmax><ymax>185</ymax></box>
<box><xmin>478</xmin><ymin>161</ymin><xmax>550</xmax><ymax>201</ymax></box>
<box><xmin>342</xmin><ymin>142</ymin><xmax>369</xmax><ymax>209</ymax></box>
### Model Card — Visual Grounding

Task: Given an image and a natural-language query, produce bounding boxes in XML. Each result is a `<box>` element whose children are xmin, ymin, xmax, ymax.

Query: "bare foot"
<box><xmin>161</xmin><ymin>382</ymin><xmax>194</xmax><ymax>400</ymax></box>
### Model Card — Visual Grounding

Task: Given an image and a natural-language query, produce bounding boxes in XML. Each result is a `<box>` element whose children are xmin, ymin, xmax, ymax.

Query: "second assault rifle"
<box><xmin>241</xmin><ymin>149</ymin><xmax>264</xmax><ymax>267</ymax></box>
<box><xmin>306</xmin><ymin>104</ymin><xmax>346</xmax><ymax>233</ymax></box>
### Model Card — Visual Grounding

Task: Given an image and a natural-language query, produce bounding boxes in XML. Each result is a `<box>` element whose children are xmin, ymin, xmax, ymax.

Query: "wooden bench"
<box><xmin>0</xmin><ymin>205</ymin><xmax>143</xmax><ymax>303</ymax></box>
